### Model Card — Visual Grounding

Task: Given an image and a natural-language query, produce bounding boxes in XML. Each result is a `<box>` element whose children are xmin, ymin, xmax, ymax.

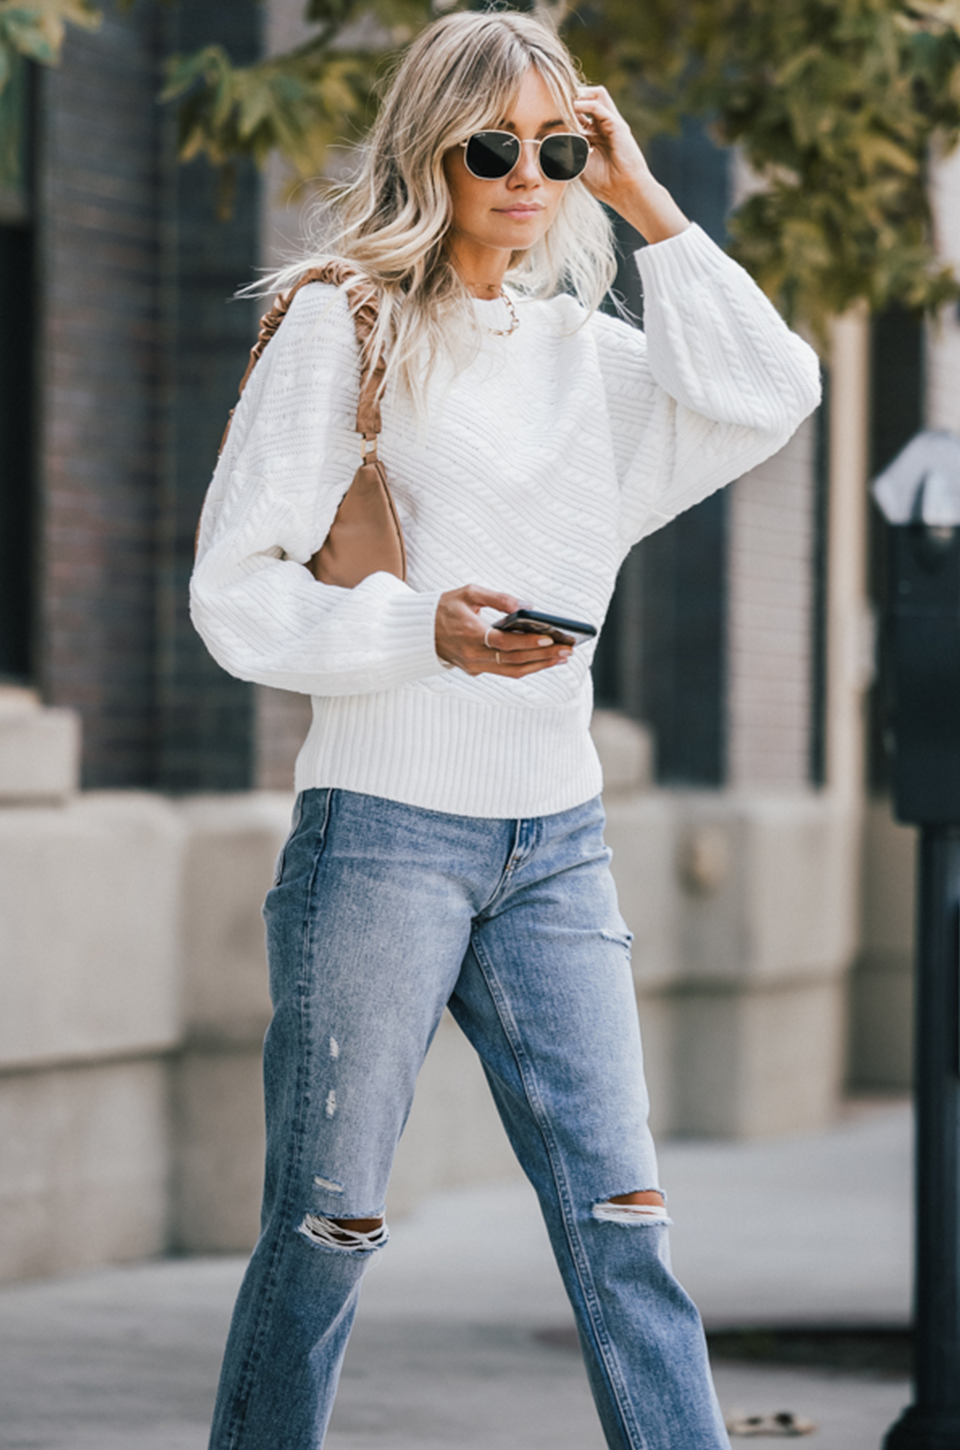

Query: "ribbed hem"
<box><xmin>294</xmin><ymin>689</ymin><xmax>603</xmax><ymax>819</ymax></box>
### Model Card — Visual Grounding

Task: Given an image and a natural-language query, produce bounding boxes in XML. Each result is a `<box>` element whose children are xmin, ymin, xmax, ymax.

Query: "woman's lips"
<box><xmin>494</xmin><ymin>205</ymin><xmax>544</xmax><ymax>218</ymax></box>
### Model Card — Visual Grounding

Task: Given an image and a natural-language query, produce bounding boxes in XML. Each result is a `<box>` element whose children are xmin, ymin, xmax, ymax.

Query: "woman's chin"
<box><xmin>481</xmin><ymin>220</ymin><xmax>550</xmax><ymax>253</ymax></box>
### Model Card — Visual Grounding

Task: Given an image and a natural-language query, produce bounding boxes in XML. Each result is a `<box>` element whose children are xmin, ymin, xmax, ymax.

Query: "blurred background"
<box><xmin>0</xmin><ymin>0</ymin><xmax>951</xmax><ymax>1290</ymax></box>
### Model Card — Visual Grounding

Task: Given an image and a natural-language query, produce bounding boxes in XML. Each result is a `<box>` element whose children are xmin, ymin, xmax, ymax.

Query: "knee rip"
<box><xmin>592</xmin><ymin>1190</ymin><xmax>670</xmax><ymax>1226</ymax></box>
<box><xmin>298</xmin><ymin>1213</ymin><xmax>388</xmax><ymax>1253</ymax></box>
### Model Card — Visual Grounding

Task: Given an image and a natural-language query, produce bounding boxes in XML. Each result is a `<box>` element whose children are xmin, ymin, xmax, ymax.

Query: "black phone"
<box><xmin>494</xmin><ymin>608</ymin><xmax>598</xmax><ymax>648</ymax></box>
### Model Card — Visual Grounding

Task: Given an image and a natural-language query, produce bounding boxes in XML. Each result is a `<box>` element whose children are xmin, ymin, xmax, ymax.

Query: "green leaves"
<box><xmin>161</xmin><ymin>0</ymin><xmax>436</xmax><ymax>193</ymax></box>
<box><xmin>565</xmin><ymin>0</ymin><xmax>960</xmax><ymax>337</ymax></box>
<box><xmin>3</xmin><ymin>0</ymin><xmax>960</xmax><ymax>336</ymax></box>
<box><xmin>162</xmin><ymin>39</ymin><xmax>375</xmax><ymax>182</ymax></box>
<box><xmin>0</xmin><ymin>0</ymin><xmax>101</xmax><ymax>84</ymax></box>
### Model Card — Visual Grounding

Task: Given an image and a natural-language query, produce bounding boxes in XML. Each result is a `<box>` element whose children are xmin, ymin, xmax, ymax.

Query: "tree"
<box><xmin>580</xmin><ymin>0</ymin><xmax>960</xmax><ymax>336</ymax></box>
<box><xmin>4</xmin><ymin>0</ymin><xmax>960</xmax><ymax>336</ymax></box>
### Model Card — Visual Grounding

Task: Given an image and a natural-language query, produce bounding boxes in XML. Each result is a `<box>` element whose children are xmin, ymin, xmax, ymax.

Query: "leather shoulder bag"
<box><xmin>210</xmin><ymin>263</ymin><xmax>406</xmax><ymax>588</ymax></box>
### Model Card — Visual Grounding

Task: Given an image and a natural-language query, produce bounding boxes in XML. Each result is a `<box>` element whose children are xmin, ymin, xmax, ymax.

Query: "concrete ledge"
<box><xmin>604</xmin><ymin>791</ymin><xmax>678</xmax><ymax>990</ymax></box>
<box><xmin>0</xmin><ymin>793</ymin><xmax>182</xmax><ymax>1070</ymax></box>
<box><xmin>591</xmin><ymin>710</ymin><xmax>654</xmax><ymax>794</ymax></box>
<box><xmin>177</xmin><ymin>793</ymin><xmax>292</xmax><ymax>1041</ymax></box>
<box><xmin>171</xmin><ymin>1045</ymin><xmax>266</xmax><ymax>1254</ymax></box>
<box><xmin>671</xmin><ymin>791</ymin><xmax>860</xmax><ymax>986</ymax></box>
<box><xmin>0</xmin><ymin>1057</ymin><xmax>170</xmax><ymax>1281</ymax></box>
<box><xmin>668</xmin><ymin>977</ymin><xmax>846</xmax><ymax>1138</ymax></box>
<box><xmin>0</xmin><ymin>691</ymin><xmax>80</xmax><ymax>803</ymax></box>
<box><xmin>606</xmin><ymin>788</ymin><xmax>860</xmax><ymax>1138</ymax></box>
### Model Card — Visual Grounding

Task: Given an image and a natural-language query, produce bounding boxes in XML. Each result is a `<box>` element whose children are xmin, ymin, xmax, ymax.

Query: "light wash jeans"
<box><xmin>209</xmin><ymin>788</ymin><xmax>730</xmax><ymax>1450</ymax></box>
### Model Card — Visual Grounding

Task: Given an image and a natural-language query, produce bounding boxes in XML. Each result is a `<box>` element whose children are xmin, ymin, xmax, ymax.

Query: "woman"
<box><xmin>191</xmin><ymin>10</ymin><xmax>820</xmax><ymax>1449</ymax></box>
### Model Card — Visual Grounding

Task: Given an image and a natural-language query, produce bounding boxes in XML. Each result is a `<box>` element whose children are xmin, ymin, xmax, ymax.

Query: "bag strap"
<box><xmin>219</xmin><ymin>261</ymin><xmax>385</xmax><ymax>458</ymax></box>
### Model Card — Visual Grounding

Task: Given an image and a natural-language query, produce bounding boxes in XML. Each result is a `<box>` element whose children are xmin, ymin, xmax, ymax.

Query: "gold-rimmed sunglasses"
<box><xmin>459</xmin><ymin>130</ymin><xmax>590</xmax><ymax>182</ymax></box>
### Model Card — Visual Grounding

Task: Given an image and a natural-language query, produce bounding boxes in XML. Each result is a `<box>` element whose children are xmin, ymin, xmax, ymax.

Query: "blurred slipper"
<box><xmin>725</xmin><ymin>1409</ymin><xmax>817</xmax><ymax>1437</ymax></box>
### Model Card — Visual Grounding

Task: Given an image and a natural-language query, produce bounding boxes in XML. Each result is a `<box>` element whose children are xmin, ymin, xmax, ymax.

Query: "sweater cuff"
<box><xmin>377</xmin><ymin>578</ymin><xmax>448</xmax><ymax>685</ymax></box>
<box><xmin>634</xmin><ymin>222</ymin><xmax>727</xmax><ymax>294</ymax></box>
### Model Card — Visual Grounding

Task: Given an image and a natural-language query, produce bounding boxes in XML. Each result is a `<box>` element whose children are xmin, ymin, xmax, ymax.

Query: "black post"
<box><xmin>884</xmin><ymin>825</ymin><xmax>960</xmax><ymax>1450</ymax></box>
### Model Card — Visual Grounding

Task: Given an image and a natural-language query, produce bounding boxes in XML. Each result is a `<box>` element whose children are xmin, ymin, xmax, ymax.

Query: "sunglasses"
<box><xmin>460</xmin><ymin>130</ymin><xmax>590</xmax><ymax>183</ymax></box>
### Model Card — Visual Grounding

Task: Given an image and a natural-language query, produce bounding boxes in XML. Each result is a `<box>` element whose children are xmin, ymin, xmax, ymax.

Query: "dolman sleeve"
<box><xmin>190</xmin><ymin>284</ymin><xmax>445</xmax><ymax>696</ymax></box>
<box><xmin>590</xmin><ymin>224</ymin><xmax>822</xmax><ymax>549</ymax></box>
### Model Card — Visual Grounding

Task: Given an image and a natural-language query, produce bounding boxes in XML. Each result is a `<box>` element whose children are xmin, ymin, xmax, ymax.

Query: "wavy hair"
<box><xmin>260</xmin><ymin>9</ymin><xmax>617</xmax><ymax>414</ymax></box>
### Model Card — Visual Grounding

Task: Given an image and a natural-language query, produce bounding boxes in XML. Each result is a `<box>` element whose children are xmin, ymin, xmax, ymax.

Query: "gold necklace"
<box><xmin>484</xmin><ymin>289</ymin><xmax>520</xmax><ymax>337</ymax></box>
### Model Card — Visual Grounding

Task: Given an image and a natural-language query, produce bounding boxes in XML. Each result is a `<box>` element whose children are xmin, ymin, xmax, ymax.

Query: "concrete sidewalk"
<box><xmin>0</xmin><ymin>1101</ymin><xmax>913</xmax><ymax>1450</ymax></box>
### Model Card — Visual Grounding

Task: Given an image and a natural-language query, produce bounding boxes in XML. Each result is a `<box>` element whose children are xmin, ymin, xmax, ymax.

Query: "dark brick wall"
<box><xmin>0</xmin><ymin>222</ymin><xmax>36</xmax><ymax>681</ymax></box>
<box><xmin>0</xmin><ymin>56</ymin><xmax>36</xmax><ymax>683</ymax></box>
<box><xmin>157</xmin><ymin>1</ymin><xmax>261</xmax><ymax>792</ymax></box>
<box><xmin>38</xmin><ymin>7</ymin><xmax>164</xmax><ymax>785</ymax></box>
<box><xmin>36</xmin><ymin>0</ymin><xmax>261</xmax><ymax>789</ymax></box>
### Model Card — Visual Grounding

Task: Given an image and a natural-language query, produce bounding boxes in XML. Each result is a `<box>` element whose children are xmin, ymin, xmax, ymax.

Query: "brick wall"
<box><xmin>38</xmin><ymin>9</ymin><xmax>164</xmax><ymax>786</ymax></box>
<box><xmin>157</xmin><ymin>2</ymin><xmax>262</xmax><ymax>792</ymax></box>
<box><xmin>726</xmin><ymin>418</ymin><xmax>817</xmax><ymax>789</ymax></box>
<box><xmin>36</xmin><ymin>1</ymin><xmax>262</xmax><ymax>790</ymax></box>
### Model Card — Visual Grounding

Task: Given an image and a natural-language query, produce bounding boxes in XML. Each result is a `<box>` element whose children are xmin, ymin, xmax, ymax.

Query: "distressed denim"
<box><xmin>209</xmin><ymin>788</ymin><xmax>730</xmax><ymax>1450</ymax></box>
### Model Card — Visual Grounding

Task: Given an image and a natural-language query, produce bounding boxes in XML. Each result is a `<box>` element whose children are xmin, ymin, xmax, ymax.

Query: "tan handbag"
<box><xmin>212</xmin><ymin>263</ymin><xmax>406</xmax><ymax>588</ymax></box>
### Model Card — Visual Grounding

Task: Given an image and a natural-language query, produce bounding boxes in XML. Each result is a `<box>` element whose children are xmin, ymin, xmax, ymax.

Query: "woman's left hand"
<box><xmin>574</xmin><ymin>85</ymin><xmax>689</xmax><ymax>245</ymax></box>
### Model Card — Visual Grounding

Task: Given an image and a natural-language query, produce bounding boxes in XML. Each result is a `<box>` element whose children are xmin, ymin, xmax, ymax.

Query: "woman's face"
<box><xmin>442</xmin><ymin>66</ymin><xmax>574</xmax><ymax>280</ymax></box>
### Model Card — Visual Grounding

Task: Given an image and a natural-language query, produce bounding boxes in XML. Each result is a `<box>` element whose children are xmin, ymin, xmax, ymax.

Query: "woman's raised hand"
<box><xmin>435</xmin><ymin>585</ymin><xmax>572</xmax><ymax>677</ymax></box>
<box><xmin>574</xmin><ymin>85</ymin><xmax>689</xmax><ymax>245</ymax></box>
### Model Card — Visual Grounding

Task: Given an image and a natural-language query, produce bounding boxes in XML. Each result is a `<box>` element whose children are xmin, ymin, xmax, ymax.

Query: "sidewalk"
<box><xmin>0</xmin><ymin>1100</ymin><xmax>912</xmax><ymax>1450</ymax></box>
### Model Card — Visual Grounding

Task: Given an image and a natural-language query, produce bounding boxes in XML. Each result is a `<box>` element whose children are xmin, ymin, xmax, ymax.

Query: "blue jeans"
<box><xmin>209</xmin><ymin>788</ymin><xmax>729</xmax><ymax>1450</ymax></box>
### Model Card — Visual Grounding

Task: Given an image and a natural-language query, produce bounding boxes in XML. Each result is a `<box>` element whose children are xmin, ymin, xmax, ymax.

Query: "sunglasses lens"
<box><xmin>539</xmin><ymin>133</ymin><xmax>589</xmax><ymax>182</ymax></box>
<box><xmin>464</xmin><ymin>131</ymin><xmax>520</xmax><ymax>179</ymax></box>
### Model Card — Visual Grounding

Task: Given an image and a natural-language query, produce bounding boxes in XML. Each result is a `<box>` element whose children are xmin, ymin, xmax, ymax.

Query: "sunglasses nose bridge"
<box><xmin>510</xmin><ymin>138</ymin><xmax>544</xmax><ymax>182</ymax></box>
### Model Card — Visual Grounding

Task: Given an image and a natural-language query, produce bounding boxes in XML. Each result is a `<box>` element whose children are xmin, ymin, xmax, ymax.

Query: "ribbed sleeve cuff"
<box><xmin>375</xmin><ymin>579</ymin><xmax>447</xmax><ymax>688</ymax></box>
<box><xmin>634</xmin><ymin>222</ymin><xmax>726</xmax><ymax>293</ymax></box>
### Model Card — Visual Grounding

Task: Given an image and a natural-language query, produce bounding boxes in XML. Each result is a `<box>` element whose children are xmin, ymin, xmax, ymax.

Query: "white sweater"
<box><xmin>191</xmin><ymin>224</ymin><xmax>821</xmax><ymax>818</ymax></box>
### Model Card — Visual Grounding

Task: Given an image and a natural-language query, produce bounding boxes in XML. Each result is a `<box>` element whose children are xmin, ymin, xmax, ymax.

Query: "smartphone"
<box><xmin>494</xmin><ymin>608</ymin><xmax>598</xmax><ymax>648</ymax></box>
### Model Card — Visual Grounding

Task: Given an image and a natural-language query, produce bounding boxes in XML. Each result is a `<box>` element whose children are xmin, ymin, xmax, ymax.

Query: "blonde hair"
<box><xmin>263</xmin><ymin>9</ymin><xmax>617</xmax><ymax>413</ymax></box>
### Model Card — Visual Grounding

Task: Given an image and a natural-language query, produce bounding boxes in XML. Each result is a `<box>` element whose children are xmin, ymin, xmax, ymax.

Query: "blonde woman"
<box><xmin>192</xmin><ymin>10</ymin><xmax>820</xmax><ymax>1448</ymax></box>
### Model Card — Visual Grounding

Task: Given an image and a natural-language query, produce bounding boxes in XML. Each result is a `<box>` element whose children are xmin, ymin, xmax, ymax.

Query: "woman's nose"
<box><xmin>509</xmin><ymin>142</ymin><xmax>541</xmax><ymax>186</ymax></box>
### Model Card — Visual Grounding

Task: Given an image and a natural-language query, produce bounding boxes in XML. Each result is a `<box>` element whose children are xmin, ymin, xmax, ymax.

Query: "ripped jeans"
<box><xmin>208</xmin><ymin>788</ymin><xmax>730</xmax><ymax>1450</ymax></box>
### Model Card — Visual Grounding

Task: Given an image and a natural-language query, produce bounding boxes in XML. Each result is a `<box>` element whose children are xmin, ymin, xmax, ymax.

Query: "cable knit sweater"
<box><xmin>191</xmin><ymin>223</ymin><xmax>821</xmax><ymax>817</ymax></box>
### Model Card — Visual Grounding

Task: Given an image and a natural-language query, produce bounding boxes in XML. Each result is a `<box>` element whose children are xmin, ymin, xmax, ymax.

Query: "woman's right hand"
<box><xmin>435</xmin><ymin>584</ymin><xmax>572</xmax><ymax>677</ymax></box>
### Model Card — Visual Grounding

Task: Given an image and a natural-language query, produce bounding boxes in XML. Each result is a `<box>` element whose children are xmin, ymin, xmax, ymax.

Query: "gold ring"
<box><xmin>495</xmin><ymin>651</ymin><xmax>501</xmax><ymax>664</ymax></box>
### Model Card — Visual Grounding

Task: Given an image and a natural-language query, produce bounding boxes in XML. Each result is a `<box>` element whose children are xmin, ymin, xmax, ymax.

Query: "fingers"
<box><xmin>470</xmin><ymin>632</ymin><xmax>573</xmax><ymax>676</ymax></box>
<box><xmin>435</xmin><ymin>585</ymin><xmax>575</xmax><ymax>676</ymax></box>
<box><xmin>483</xmin><ymin>625</ymin><xmax>548</xmax><ymax>654</ymax></box>
<box><xmin>480</xmin><ymin>647</ymin><xmax>572</xmax><ymax>677</ymax></box>
<box><xmin>490</xmin><ymin>655</ymin><xmax>570</xmax><ymax>677</ymax></box>
<box><xmin>454</xmin><ymin>618</ymin><xmax>572</xmax><ymax>676</ymax></box>
<box><xmin>459</xmin><ymin>583</ymin><xmax>519</xmax><ymax>614</ymax></box>
<box><xmin>574</xmin><ymin>84</ymin><xmax>620</xmax><ymax>131</ymax></box>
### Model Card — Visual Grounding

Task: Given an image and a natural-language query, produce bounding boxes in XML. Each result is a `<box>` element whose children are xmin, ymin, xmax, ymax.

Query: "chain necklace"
<box><xmin>486</xmin><ymin>289</ymin><xmax>520</xmax><ymax>337</ymax></box>
<box><xmin>469</xmin><ymin>286</ymin><xmax>520</xmax><ymax>337</ymax></box>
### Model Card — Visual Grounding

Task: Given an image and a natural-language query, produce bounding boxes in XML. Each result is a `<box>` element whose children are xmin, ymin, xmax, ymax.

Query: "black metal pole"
<box><xmin>884</xmin><ymin>825</ymin><xmax>960</xmax><ymax>1450</ymax></box>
